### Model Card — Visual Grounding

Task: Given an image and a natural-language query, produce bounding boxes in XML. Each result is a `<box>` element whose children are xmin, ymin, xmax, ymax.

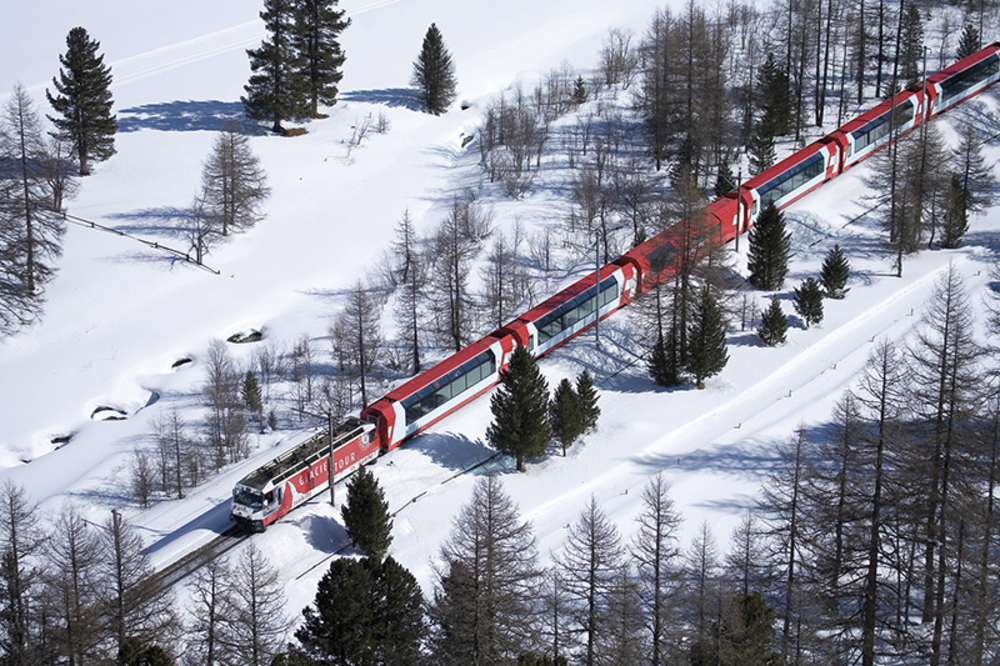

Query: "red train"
<box><xmin>231</xmin><ymin>43</ymin><xmax>1000</xmax><ymax>531</ymax></box>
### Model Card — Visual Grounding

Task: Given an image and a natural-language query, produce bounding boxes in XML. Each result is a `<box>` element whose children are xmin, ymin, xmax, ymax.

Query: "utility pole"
<box><xmin>595</xmin><ymin>230</ymin><xmax>601</xmax><ymax>350</ymax></box>
<box><xmin>735</xmin><ymin>168</ymin><xmax>743</xmax><ymax>253</ymax></box>
<box><xmin>328</xmin><ymin>411</ymin><xmax>336</xmax><ymax>506</ymax></box>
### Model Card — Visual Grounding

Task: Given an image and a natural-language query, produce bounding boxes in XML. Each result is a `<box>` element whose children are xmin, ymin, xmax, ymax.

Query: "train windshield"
<box><xmin>233</xmin><ymin>486</ymin><xmax>264</xmax><ymax>509</ymax></box>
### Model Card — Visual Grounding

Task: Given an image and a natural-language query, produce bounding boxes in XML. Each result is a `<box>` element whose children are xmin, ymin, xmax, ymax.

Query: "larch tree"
<box><xmin>292</xmin><ymin>0</ymin><xmax>350</xmax><ymax>118</ymax></box>
<box><xmin>199</xmin><ymin>120</ymin><xmax>270</xmax><ymax>237</ymax></box>
<box><xmin>341</xmin><ymin>466</ymin><xmax>393</xmax><ymax>563</ymax></box>
<box><xmin>412</xmin><ymin>23</ymin><xmax>458</xmax><ymax>115</ymax></box>
<box><xmin>747</xmin><ymin>200</ymin><xmax>791</xmax><ymax>291</ymax></box>
<box><xmin>556</xmin><ymin>495</ymin><xmax>625</xmax><ymax>666</ymax></box>
<box><xmin>486</xmin><ymin>345</ymin><xmax>550</xmax><ymax>472</ymax></box>
<box><xmin>330</xmin><ymin>281</ymin><xmax>384</xmax><ymax>409</ymax></box>
<box><xmin>0</xmin><ymin>84</ymin><xmax>65</xmax><ymax>333</ymax></box>
<box><xmin>243</xmin><ymin>0</ymin><xmax>309</xmax><ymax>133</ymax></box>
<box><xmin>631</xmin><ymin>475</ymin><xmax>683</xmax><ymax>666</ymax></box>
<box><xmin>951</xmin><ymin>125</ymin><xmax>994</xmax><ymax>220</ymax></box>
<box><xmin>226</xmin><ymin>544</ymin><xmax>290</xmax><ymax>666</ymax></box>
<box><xmin>431</xmin><ymin>193</ymin><xmax>489</xmax><ymax>351</ymax></box>
<box><xmin>46</xmin><ymin>27</ymin><xmax>117</xmax><ymax>175</ymax></box>
<box><xmin>426</xmin><ymin>475</ymin><xmax>541</xmax><ymax>665</ymax></box>
<box><xmin>186</xmin><ymin>557</ymin><xmax>236</xmax><ymax>666</ymax></box>
<box><xmin>0</xmin><ymin>481</ymin><xmax>42</xmax><ymax>666</ymax></box>
<box><xmin>100</xmin><ymin>511</ymin><xmax>177</xmax><ymax>659</ymax></box>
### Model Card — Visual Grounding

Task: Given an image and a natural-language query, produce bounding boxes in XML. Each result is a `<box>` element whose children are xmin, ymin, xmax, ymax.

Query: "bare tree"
<box><xmin>0</xmin><ymin>481</ymin><xmax>42</xmax><ymax>666</ymax></box>
<box><xmin>200</xmin><ymin>120</ymin><xmax>270</xmax><ymax>236</ymax></box>
<box><xmin>426</xmin><ymin>474</ymin><xmax>541</xmax><ymax>664</ymax></box>
<box><xmin>556</xmin><ymin>495</ymin><xmax>625</xmax><ymax>666</ymax></box>
<box><xmin>0</xmin><ymin>84</ymin><xmax>66</xmax><ymax>333</ymax></box>
<box><xmin>330</xmin><ymin>280</ymin><xmax>383</xmax><ymax>409</ymax></box>
<box><xmin>225</xmin><ymin>544</ymin><xmax>290</xmax><ymax>666</ymax></box>
<box><xmin>202</xmin><ymin>339</ymin><xmax>248</xmax><ymax>466</ymax></box>
<box><xmin>185</xmin><ymin>557</ymin><xmax>236</xmax><ymax>666</ymax></box>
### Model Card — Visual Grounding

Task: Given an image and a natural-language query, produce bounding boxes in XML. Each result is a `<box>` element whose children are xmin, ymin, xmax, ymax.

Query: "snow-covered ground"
<box><xmin>2</xmin><ymin>0</ymin><xmax>999</xmax><ymax>630</ymax></box>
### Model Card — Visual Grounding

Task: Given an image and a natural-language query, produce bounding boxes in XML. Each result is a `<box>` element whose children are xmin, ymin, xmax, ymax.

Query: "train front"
<box><xmin>231</xmin><ymin>482</ymin><xmax>267</xmax><ymax>532</ymax></box>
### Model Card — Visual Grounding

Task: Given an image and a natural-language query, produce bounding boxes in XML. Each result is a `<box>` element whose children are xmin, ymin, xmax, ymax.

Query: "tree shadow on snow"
<box><xmin>402</xmin><ymin>431</ymin><xmax>501</xmax><ymax>475</ymax></box>
<box><xmin>103</xmin><ymin>206</ymin><xmax>194</xmax><ymax>239</ymax></box>
<box><xmin>117</xmin><ymin>100</ymin><xmax>263</xmax><ymax>134</ymax></box>
<box><xmin>341</xmin><ymin>88</ymin><xmax>423</xmax><ymax>111</ymax></box>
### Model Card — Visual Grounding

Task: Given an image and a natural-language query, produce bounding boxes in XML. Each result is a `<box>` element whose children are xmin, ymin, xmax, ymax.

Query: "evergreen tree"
<box><xmin>747</xmin><ymin>129</ymin><xmax>776</xmax><ymax>175</ymax></box>
<box><xmin>687</xmin><ymin>286</ymin><xmax>728</xmax><ymax>389</ymax></box>
<box><xmin>714</xmin><ymin>161</ymin><xmax>735</xmax><ymax>198</ymax></box>
<box><xmin>46</xmin><ymin>27</ymin><xmax>117</xmax><ymax>175</ymax></box>
<box><xmin>341</xmin><ymin>466</ymin><xmax>393</xmax><ymax>563</ymax></box>
<box><xmin>899</xmin><ymin>3</ymin><xmax>924</xmax><ymax>87</ymax></box>
<box><xmin>575</xmin><ymin>371</ymin><xmax>600</xmax><ymax>434</ymax></box>
<box><xmin>293</xmin><ymin>0</ymin><xmax>350</xmax><ymax>118</ymax></box>
<box><xmin>242</xmin><ymin>370</ymin><xmax>263</xmax><ymax>431</ymax></box>
<box><xmin>486</xmin><ymin>346</ymin><xmax>550</xmax><ymax>471</ymax></box>
<box><xmin>747</xmin><ymin>200</ymin><xmax>791</xmax><ymax>291</ymax></box>
<box><xmin>296</xmin><ymin>556</ymin><xmax>422</xmax><ymax>665</ymax></box>
<box><xmin>648</xmin><ymin>326</ymin><xmax>681</xmax><ymax>388</ymax></box>
<box><xmin>952</xmin><ymin>125</ymin><xmax>994</xmax><ymax>219</ymax></box>
<box><xmin>819</xmin><ymin>244</ymin><xmax>850</xmax><ymax>299</ymax></box>
<box><xmin>242</xmin><ymin>0</ymin><xmax>309</xmax><ymax>133</ymax></box>
<box><xmin>756</xmin><ymin>53</ymin><xmax>791</xmax><ymax>138</ymax></box>
<box><xmin>957</xmin><ymin>23</ymin><xmax>981</xmax><ymax>60</ymax></box>
<box><xmin>550</xmin><ymin>378</ymin><xmax>584</xmax><ymax>456</ymax></box>
<box><xmin>793</xmin><ymin>278</ymin><xmax>824</xmax><ymax>328</ymax></box>
<box><xmin>942</xmin><ymin>173</ymin><xmax>969</xmax><ymax>249</ymax></box>
<box><xmin>758</xmin><ymin>297</ymin><xmax>788</xmax><ymax>346</ymax></box>
<box><xmin>411</xmin><ymin>24</ymin><xmax>458</xmax><ymax>115</ymax></box>
<box><xmin>572</xmin><ymin>76</ymin><xmax>587</xmax><ymax>105</ymax></box>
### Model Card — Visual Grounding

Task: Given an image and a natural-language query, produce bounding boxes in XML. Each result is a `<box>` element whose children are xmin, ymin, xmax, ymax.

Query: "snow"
<box><xmin>2</xmin><ymin>0</ymin><xmax>999</xmax><ymax>639</ymax></box>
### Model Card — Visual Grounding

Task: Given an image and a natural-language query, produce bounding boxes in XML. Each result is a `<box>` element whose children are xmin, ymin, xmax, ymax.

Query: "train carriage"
<box><xmin>926</xmin><ymin>42</ymin><xmax>1000</xmax><ymax>116</ymax></box>
<box><xmin>742</xmin><ymin>138</ymin><xmax>840</xmax><ymax>227</ymax></box>
<box><xmin>833</xmin><ymin>88</ymin><xmax>923</xmax><ymax>171</ymax></box>
<box><xmin>361</xmin><ymin>332</ymin><xmax>518</xmax><ymax>453</ymax></box>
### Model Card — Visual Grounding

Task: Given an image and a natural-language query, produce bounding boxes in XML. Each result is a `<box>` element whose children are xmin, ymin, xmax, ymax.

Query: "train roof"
<box><xmin>743</xmin><ymin>138</ymin><xmax>833</xmax><ymax>191</ymax></box>
<box><xmin>927</xmin><ymin>41</ymin><xmax>1000</xmax><ymax>84</ymax></box>
<box><xmin>517</xmin><ymin>263</ymin><xmax>624</xmax><ymax>324</ymax></box>
<box><xmin>237</xmin><ymin>417</ymin><xmax>369</xmax><ymax>491</ymax></box>
<box><xmin>381</xmin><ymin>334</ymin><xmax>501</xmax><ymax>402</ymax></box>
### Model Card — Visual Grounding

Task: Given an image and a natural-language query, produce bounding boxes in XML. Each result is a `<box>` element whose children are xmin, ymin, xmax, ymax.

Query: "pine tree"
<box><xmin>747</xmin><ymin>200</ymin><xmax>791</xmax><ymax>291</ymax></box>
<box><xmin>412</xmin><ymin>24</ymin><xmax>458</xmax><ymax>115</ymax></box>
<box><xmin>687</xmin><ymin>286</ymin><xmax>728</xmax><ymax>389</ymax></box>
<box><xmin>899</xmin><ymin>3</ymin><xmax>924</xmax><ymax>87</ymax></box>
<box><xmin>648</xmin><ymin>326</ymin><xmax>681</xmax><ymax>388</ymax></box>
<box><xmin>293</xmin><ymin>0</ymin><xmax>350</xmax><ymax>117</ymax></box>
<box><xmin>242</xmin><ymin>0</ymin><xmax>309</xmax><ymax>133</ymax></box>
<box><xmin>714</xmin><ymin>161</ymin><xmax>735</xmax><ymax>198</ymax></box>
<box><xmin>486</xmin><ymin>346</ymin><xmax>550</xmax><ymax>471</ymax></box>
<box><xmin>242</xmin><ymin>370</ymin><xmax>263</xmax><ymax>430</ymax></box>
<box><xmin>748</xmin><ymin>129</ymin><xmax>776</xmax><ymax>176</ymax></box>
<box><xmin>341</xmin><ymin>466</ymin><xmax>393</xmax><ymax>563</ymax></box>
<box><xmin>756</xmin><ymin>53</ymin><xmax>791</xmax><ymax>138</ymax></box>
<box><xmin>550</xmin><ymin>379</ymin><xmax>584</xmax><ymax>456</ymax></box>
<box><xmin>575</xmin><ymin>371</ymin><xmax>600</xmax><ymax>433</ymax></box>
<box><xmin>572</xmin><ymin>76</ymin><xmax>587</xmax><ymax>105</ymax></box>
<box><xmin>793</xmin><ymin>278</ymin><xmax>824</xmax><ymax>328</ymax></box>
<box><xmin>46</xmin><ymin>27</ymin><xmax>117</xmax><ymax>175</ymax></box>
<box><xmin>819</xmin><ymin>244</ymin><xmax>850</xmax><ymax>299</ymax></box>
<box><xmin>957</xmin><ymin>23</ymin><xmax>981</xmax><ymax>60</ymax></box>
<box><xmin>758</xmin><ymin>298</ymin><xmax>788</xmax><ymax>346</ymax></box>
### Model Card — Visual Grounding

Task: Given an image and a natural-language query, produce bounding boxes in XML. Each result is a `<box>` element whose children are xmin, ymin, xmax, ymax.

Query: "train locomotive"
<box><xmin>231</xmin><ymin>43</ymin><xmax>1000</xmax><ymax>531</ymax></box>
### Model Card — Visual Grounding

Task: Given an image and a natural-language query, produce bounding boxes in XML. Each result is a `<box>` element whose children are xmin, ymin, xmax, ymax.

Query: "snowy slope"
<box><xmin>2</xmin><ymin>0</ymin><xmax>999</xmax><ymax>636</ymax></box>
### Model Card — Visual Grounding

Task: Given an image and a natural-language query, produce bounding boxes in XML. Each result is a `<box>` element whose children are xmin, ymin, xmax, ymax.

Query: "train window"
<box><xmin>528</xmin><ymin>335</ymin><xmax>535</xmax><ymax>353</ymax></box>
<box><xmin>757</xmin><ymin>152</ymin><xmax>825</xmax><ymax>206</ymax></box>
<box><xmin>400</xmin><ymin>349</ymin><xmax>497</xmax><ymax>425</ymax></box>
<box><xmin>647</xmin><ymin>241</ymin><xmax>675</xmax><ymax>276</ymax></box>
<box><xmin>940</xmin><ymin>53</ymin><xmax>1000</xmax><ymax>105</ymax></box>
<box><xmin>851</xmin><ymin>103</ymin><xmax>914</xmax><ymax>153</ymax></box>
<box><xmin>534</xmin><ymin>277</ymin><xmax>620</xmax><ymax>345</ymax></box>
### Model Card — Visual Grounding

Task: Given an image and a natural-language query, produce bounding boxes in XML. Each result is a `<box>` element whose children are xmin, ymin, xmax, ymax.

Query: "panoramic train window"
<box><xmin>757</xmin><ymin>152</ymin><xmax>825</xmax><ymax>205</ymax></box>
<box><xmin>647</xmin><ymin>241</ymin><xmax>676</xmax><ymax>276</ymax></box>
<box><xmin>940</xmin><ymin>53</ymin><xmax>1000</xmax><ymax>105</ymax></box>
<box><xmin>851</xmin><ymin>103</ymin><xmax>915</xmax><ymax>153</ymax></box>
<box><xmin>535</xmin><ymin>277</ymin><xmax>620</xmax><ymax>345</ymax></box>
<box><xmin>401</xmin><ymin>349</ymin><xmax>497</xmax><ymax>425</ymax></box>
